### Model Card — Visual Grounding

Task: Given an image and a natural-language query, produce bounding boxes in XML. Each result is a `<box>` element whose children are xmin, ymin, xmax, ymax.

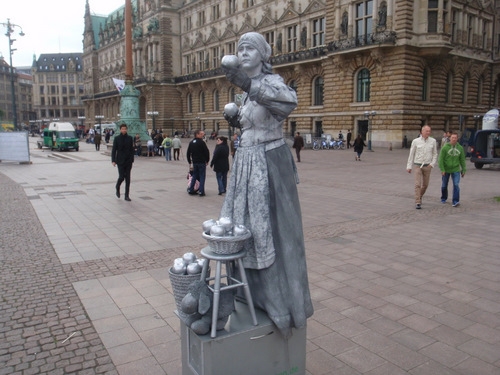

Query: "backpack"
<box><xmin>165</xmin><ymin>139</ymin><xmax>172</xmax><ymax>147</ymax></box>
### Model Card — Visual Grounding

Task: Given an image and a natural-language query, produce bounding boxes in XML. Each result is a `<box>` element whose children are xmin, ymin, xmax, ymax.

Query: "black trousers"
<box><xmin>116</xmin><ymin>163</ymin><xmax>133</xmax><ymax>196</ymax></box>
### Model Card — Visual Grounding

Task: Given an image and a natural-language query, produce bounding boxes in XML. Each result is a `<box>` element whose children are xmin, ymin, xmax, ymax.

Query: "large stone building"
<box><xmin>31</xmin><ymin>53</ymin><xmax>85</xmax><ymax>126</ymax></box>
<box><xmin>0</xmin><ymin>57</ymin><xmax>34</xmax><ymax>129</ymax></box>
<box><xmin>82</xmin><ymin>0</ymin><xmax>500</xmax><ymax>147</ymax></box>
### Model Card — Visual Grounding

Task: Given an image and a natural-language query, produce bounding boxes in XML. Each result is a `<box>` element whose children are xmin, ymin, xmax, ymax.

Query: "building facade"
<box><xmin>31</xmin><ymin>53</ymin><xmax>85</xmax><ymax>127</ymax></box>
<box><xmin>82</xmin><ymin>0</ymin><xmax>500</xmax><ymax>147</ymax></box>
<box><xmin>0</xmin><ymin>57</ymin><xmax>33</xmax><ymax>129</ymax></box>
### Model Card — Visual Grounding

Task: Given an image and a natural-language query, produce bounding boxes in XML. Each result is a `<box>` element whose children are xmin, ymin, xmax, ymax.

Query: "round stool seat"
<box><xmin>200</xmin><ymin>247</ymin><xmax>247</xmax><ymax>261</ymax></box>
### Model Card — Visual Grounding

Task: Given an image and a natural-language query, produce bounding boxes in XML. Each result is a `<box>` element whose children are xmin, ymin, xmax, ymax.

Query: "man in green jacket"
<box><xmin>438</xmin><ymin>133</ymin><xmax>466</xmax><ymax>207</ymax></box>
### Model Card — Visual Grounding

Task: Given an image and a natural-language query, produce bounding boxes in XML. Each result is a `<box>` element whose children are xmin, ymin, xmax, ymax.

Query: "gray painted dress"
<box><xmin>220</xmin><ymin>73</ymin><xmax>313</xmax><ymax>338</ymax></box>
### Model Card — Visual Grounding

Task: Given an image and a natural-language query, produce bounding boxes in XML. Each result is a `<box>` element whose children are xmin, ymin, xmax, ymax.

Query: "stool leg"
<box><xmin>211</xmin><ymin>260</ymin><xmax>222</xmax><ymax>338</ymax></box>
<box><xmin>200</xmin><ymin>259</ymin><xmax>209</xmax><ymax>282</ymax></box>
<box><xmin>237</xmin><ymin>258</ymin><xmax>258</xmax><ymax>326</ymax></box>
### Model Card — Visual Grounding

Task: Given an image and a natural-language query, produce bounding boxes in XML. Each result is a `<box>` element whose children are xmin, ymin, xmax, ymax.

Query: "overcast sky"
<box><xmin>2</xmin><ymin>0</ymin><xmax>126</xmax><ymax>67</ymax></box>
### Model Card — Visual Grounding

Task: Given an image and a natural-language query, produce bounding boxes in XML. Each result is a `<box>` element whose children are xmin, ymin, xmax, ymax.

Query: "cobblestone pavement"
<box><xmin>1</xmin><ymin>136</ymin><xmax>500</xmax><ymax>374</ymax></box>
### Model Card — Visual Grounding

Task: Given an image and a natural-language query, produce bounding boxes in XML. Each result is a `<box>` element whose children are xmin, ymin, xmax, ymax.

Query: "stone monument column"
<box><xmin>115</xmin><ymin>0</ymin><xmax>149</xmax><ymax>142</ymax></box>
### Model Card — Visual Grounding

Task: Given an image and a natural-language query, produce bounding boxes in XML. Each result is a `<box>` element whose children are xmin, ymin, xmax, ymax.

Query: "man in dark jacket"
<box><xmin>210</xmin><ymin>136</ymin><xmax>230</xmax><ymax>195</ymax></box>
<box><xmin>187</xmin><ymin>130</ymin><xmax>210</xmax><ymax>196</ymax></box>
<box><xmin>292</xmin><ymin>132</ymin><xmax>304</xmax><ymax>162</ymax></box>
<box><xmin>111</xmin><ymin>124</ymin><xmax>135</xmax><ymax>201</ymax></box>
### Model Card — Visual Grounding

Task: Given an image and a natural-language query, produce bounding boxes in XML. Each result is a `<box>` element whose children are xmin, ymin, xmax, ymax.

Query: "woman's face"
<box><xmin>237</xmin><ymin>43</ymin><xmax>262</xmax><ymax>73</ymax></box>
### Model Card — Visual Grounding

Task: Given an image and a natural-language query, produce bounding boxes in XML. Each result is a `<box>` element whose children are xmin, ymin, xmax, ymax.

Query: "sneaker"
<box><xmin>441</xmin><ymin>199</ymin><xmax>446</xmax><ymax>204</ymax></box>
<box><xmin>198</xmin><ymin>192</ymin><xmax>206</xmax><ymax>197</ymax></box>
<box><xmin>416</xmin><ymin>204</ymin><xmax>421</xmax><ymax>209</ymax></box>
<box><xmin>452</xmin><ymin>202</ymin><xmax>460</xmax><ymax>207</ymax></box>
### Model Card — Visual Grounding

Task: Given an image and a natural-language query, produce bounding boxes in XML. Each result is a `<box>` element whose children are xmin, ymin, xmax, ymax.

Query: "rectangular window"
<box><xmin>287</xmin><ymin>25</ymin><xmax>297</xmax><ymax>52</ymax></box>
<box><xmin>356</xmin><ymin>1</ymin><xmax>373</xmax><ymax>42</ymax></box>
<box><xmin>185</xmin><ymin>16</ymin><xmax>192</xmax><ymax>31</ymax></box>
<box><xmin>40</xmin><ymin>86</ymin><xmax>44</xmax><ymax>94</ymax></box>
<box><xmin>212</xmin><ymin>5</ymin><xmax>220</xmax><ymax>20</ymax></box>
<box><xmin>228</xmin><ymin>0</ymin><xmax>236</xmax><ymax>14</ymax></box>
<box><xmin>62</xmin><ymin>86</ymin><xmax>67</xmax><ymax>94</ymax></box>
<box><xmin>312</xmin><ymin>18</ymin><xmax>325</xmax><ymax>47</ymax></box>
<box><xmin>198</xmin><ymin>11</ymin><xmax>205</xmax><ymax>26</ymax></box>
<box><xmin>198</xmin><ymin>51</ymin><xmax>205</xmax><ymax>70</ymax></box>
<box><xmin>265</xmin><ymin>31</ymin><xmax>275</xmax><ymax>53</ymax></box>
<box><xmin>212</xmin><ymin>47</ymin><xmax>220</xmax><ymax>68</ymax></box>
<box><xmin>69</xmin><ymin>86</ymin><xmax>75</xmax><ymax>94</ymax></box>
<box><xmin>226</xmin><ymin>42</ymin><xmax>235</xmax><ymax>55</ymax></box>
<box><xmin>428</xmin><ymin>0</ymin><xmax>439</xmax><ymax>33</ymax></box>
<box><xmin>451</xmin><ymin>10</ymin><xmax>457</xmax><ymax>42</ymax></box>
<box><xmin>63</xmin><ymin>97</ymin><xmax>68</xmax><ymax>105</ymax></box>
<box><xmin>50</xmin><ymin>85</ymin><xmax>56</xmax><ymax>94</ymax></box>
<box><xmin>40</xmin><ymin>97</ymin><xmax>45</xmax><ymax>105</ymax></box>
<box><xmin>467</xmin><ymin>15</ymin><xmax>473</xmax><ymax>45</ymax></box>
<box><xmin>186</xmin><ymin>55</ymin><xmax>191</xmax><ymax>74</ymax></box>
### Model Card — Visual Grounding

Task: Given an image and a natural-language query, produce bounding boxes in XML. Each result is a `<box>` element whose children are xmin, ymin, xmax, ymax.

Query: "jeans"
<box><xmin>216</xmin><ymin>171</ymin><xmax>227</xmax><ymax>194</ymax></box>
<box><xmin>441</xmin><ymin>171</ymin><xmax>460</xmax><ymax>204</ymax></box>
<box><xmin>165</xmin><ymin>148</ymin><xmax>172</xmax><ymax>161</ymax></box>
<box><xmin>189</xmin><ymin>163</ymin><xmax>206</xmax><ymax>194</ymax></box>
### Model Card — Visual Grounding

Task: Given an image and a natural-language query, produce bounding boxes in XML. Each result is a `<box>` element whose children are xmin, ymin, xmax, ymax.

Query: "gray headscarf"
<box><xmin>238</xmin><ymin>32</ymin><xmax>273</xmax><ymax>74</ymax></box>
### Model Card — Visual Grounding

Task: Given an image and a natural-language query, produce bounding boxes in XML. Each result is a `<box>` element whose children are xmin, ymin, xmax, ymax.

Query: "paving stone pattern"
<box><xmin>1</xmin><ymin>138</ymin><xmax>500</xmax><ymax>375</ymax></box>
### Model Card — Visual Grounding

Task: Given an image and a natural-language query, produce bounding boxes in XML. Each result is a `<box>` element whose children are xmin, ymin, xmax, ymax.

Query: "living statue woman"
<box><xmin>221</xmin><ymin>32</ymin><xmax>313</xmax><ymax>338</ymax></box>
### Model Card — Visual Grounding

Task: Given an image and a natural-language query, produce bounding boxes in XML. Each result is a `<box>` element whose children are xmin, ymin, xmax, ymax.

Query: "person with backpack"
<box><xmin>162</xmin><ymin>134</ymin><xmax>173</xmax><ymax>161</ymax></box>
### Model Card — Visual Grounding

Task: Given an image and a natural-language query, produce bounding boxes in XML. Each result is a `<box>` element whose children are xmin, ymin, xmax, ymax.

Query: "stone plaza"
<box><xmin>1</xmin><ymin>136</ymin><xmax>500</xmax><ymax>375</ymax></box>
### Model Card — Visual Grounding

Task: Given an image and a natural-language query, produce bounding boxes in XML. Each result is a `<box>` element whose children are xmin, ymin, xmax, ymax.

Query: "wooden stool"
<box><xmin>200</xmin><ymin>247</ymin><xmax>258</xmax><ymax>338</ymax></box>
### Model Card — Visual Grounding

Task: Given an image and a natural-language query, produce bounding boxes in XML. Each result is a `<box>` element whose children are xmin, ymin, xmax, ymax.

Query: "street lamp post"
<box><xmin>147</xmin><ymin>111</ymin><xmax>159</xmax><ymax>134</ymax></box>
<box><xmin>95</xmin><ymin>115</ymin><xmax>104</xmax><ymax>134</ymax></box>
<box><xmin>1</xmin><ymin>19</ymin><xmax>25</xmax><ymax>130</ymax></box>
<box><xmin>364</xmin><ymin>110</ymin><xmax>376</xmax><ymax>151</ymax></box>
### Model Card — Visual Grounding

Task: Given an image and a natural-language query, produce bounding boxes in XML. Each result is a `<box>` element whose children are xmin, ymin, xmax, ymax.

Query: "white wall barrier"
<box><xmin>0</xmin><ymin>131</ymin><xmax>30</xmax><ymax>163</ymax></box>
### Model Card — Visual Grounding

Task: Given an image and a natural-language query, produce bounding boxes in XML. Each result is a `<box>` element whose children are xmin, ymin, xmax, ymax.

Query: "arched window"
<box><xmin>422</xmin><ymin>68</ymin><xmax>430</xmax><ymax>101</ymax></box>
<box><xmin>213</xmin><ymin>90</ymin><xmax>220</xmax><ymax>111</ymax></box>
<box><xmin>229</xmin><ymin>87</ymin><xmax>236</xmax><ymax>102</ymax></box>
<box><xmin>477</xmin><ymin>76</ymin><xmax>484</xmax><ymax>105</ymax></box>
<box><xmin>313</xmin><ymin>76</ymin><xmax>324</xmax><ymax>106</ymax></box>
<box><xmin>200</xmin><ymin>91</ymin><xmax>205</xmax><ymax>112</ymax></box>
<box><xmin>187</xmin><ymin>93</ymin><xmax>192</xmax><ymax>113</ymax></box>
<box><xmin>356</xmin><ymin>68</ymin><xmax>371</xmax><ymax>102</ymax></box>
<box><xmin>462</xmin><ymin>74</ymin><xmax>469</xmax><ymax>104</ymax></box>
<box><xmin>445</xmin><ymin>72</ymin><xmax>453</xmax><ymax>103</ymax></box>
<box><xmin>289</xmin><ymin>80</ymin><xmax>298</xmax><ymax>92</ymax></box>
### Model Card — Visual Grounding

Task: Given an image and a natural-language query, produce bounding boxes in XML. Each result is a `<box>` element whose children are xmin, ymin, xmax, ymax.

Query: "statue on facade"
<box><xmin>147</xmin><ymin>17</ymin><xmax>160</xmax><ymax>33</ymax></box>
<box><xmin>276</xmin><ymin>32</ymin><xmax>283</xmax><ymax>53</ymax></box>
<box><xmin>133</xmin><ymin>25</ymin><xmax>143</xmax><ymax>38</ymax></box>
<box><xmin>220</xmin><ymin>32</ymin><xmax>313</xmax><ymax>338</ymax></box>
<box><xmin>378</xmin><ymin>2</ymin><xmax>387</xmax><ymax>27</ymax></box>
<box><xmin>300</xmin><ymin>26</ymin><xmax>307</xmax><ymax>48</ymax></box>
<box><xmin>341</xmin><ymin>11</ymin><xmax>348</xmax><ymax>35</ymax></box>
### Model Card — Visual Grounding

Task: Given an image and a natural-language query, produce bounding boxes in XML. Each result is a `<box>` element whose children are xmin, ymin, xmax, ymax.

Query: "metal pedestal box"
<box><xmin>180</xmin><ymin>301</ymin><xmax>306</xmax><ymax>375</ymax></box>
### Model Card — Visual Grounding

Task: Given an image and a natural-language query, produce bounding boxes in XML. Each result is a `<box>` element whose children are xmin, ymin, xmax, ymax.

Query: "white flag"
<box><xmin>112</xmin><ymin>78</ymin><xmax>125</xmax><ymax>92</ymax></box>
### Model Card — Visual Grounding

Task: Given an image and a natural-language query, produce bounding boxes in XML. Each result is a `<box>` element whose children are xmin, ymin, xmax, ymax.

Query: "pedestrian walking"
<box><xmin>210</xmin><ymin>136</ymin><xmax>230</xmax><ymax>195</ymax></box>
<box><xmin>292</xmin><ymin>132</ymin><xmax>304</xmax><ymax>162</ymax></box>
<box><xmin>347</xmin><ymin>129</ymin><xmax>352</xmax><ymax>148</ymax></box>
<box><xmin>186</xmin><ymin>130</ymin><xmax>210</xmax><ymax>196</ymax></box>
<box><xmin>438</xmin><ymin>133</ymin><xmax>466</xmax><ymax>207</ymax></box>
<box><xmin>406</xmin><ymin>125</ymin><xmax>438</xmax><ymax>209</ymax></box>
<box><xmin>94</xmin><ymin>132</ymin><xmax>101</xmax><ymax>151</ymax></box>
<box><xmin>162</xmin><ymin>135</ymin><xmax>173</xmax><ymax>161</ymax></box>
<box><xmin>172</xmin><ymin>135</ymin><xmax>182</xmax><ymax>160</ymax></box>
<box><xmin>111</xmin><ymin>124</ymin><xmax>135</xmax><ymax>201</ymax></box>
<box><xmin>353</xmin><ymin>134</ymin><xmax>366</xmax><ymax>161</ymax></box>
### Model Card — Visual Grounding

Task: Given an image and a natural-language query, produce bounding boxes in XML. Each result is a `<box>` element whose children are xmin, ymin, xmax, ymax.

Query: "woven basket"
<box><xmin>202</xmin><ymin>231</ymin><xmax>251</xmax><ymax>255</ymax></box>
<box><xmin>169</xmin><ymin>268</ymin><xmax>204</xmax><ymax>319</ymax></box>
